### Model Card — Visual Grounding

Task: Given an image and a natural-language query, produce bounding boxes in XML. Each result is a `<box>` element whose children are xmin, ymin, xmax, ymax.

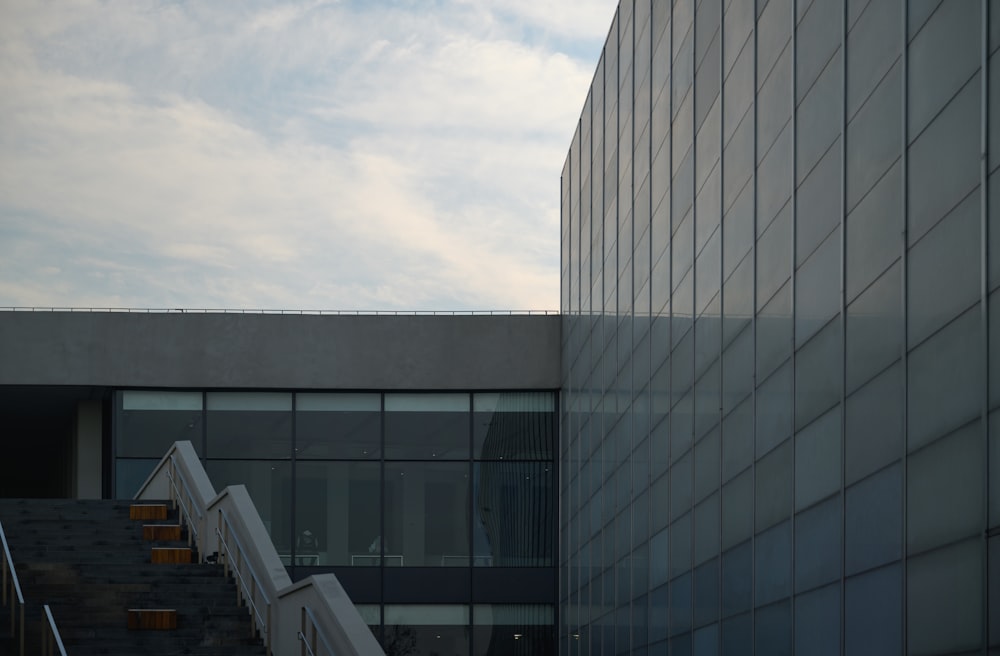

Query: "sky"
<box><xmin>0</xmin><ymin>0</ymin><xmax>615</xmax><ymax>312</ymax></box>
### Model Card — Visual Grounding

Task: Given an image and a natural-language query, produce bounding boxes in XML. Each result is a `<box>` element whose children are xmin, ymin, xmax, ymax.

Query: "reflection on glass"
<box><xmin>473</xmin><ymin>462</ymin><xmax>553</xmax><ymax>567</ymax></box>
<box><xmin>119</xmin><ymin>390</ymin><xmax>203</xmax><ymax>457</ymax></box>
<box><xmin>296</xmin><ymin>393</ymin><xmax>380</xmax><ymax>459</ymax></box>
<box><xmin>384</xmin><ymin>462</ymin><xmax>469</xmax><ymax>566</ymax></box>
<box><xmin>205</xmin><ymin>460</ymin><xmax>292</xmax><ymax>549</ymax></box>
<box><xmin>295</xmin><ymin>461</ymin><xmax>380</xmax><ymax>566</ymax></box>
<box><xmin>385</xmin><ymin>394</ymin><xmax>469</xmax><ymax>460</ymax></box>
<box><xmin>383</xmin><ymin>605</ymin><xmax>469</xmax><ymax>656</ymax></box>
<box><xmin>206</xmin><ymin>392</ymin><xmax>292</xmax><ymax>459</ymax></box>
<box><xmin>473</xmin><ymin>392</ymin><xmax>556</xmax><ymax>460</ymax></box>
<box><xmin>114</xmin><ymin>458</ymin><xmax>160</xmax><ymax>499</ymax></box>
<box><xmin>472</xmin><ymin>604</ymin><xmax>555</xmax><ymax>656</ymax></box>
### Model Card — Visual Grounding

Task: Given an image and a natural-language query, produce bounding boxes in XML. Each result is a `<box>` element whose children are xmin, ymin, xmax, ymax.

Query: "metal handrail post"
<box><xmin>266</xmin><ymin>603</ymin><xmax>272</xmax><ymax>655</ymax></box>
<box><xmin>300</xmin><ymin>606</ymin><xmax>306</xmax><ymax>656</ymax></box>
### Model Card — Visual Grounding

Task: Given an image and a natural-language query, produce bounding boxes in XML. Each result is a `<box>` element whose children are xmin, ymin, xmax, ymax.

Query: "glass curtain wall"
<box><xmin>114</xmin><ymin>389</ymin><xmax>557</xmax><ymax>655</ymax></box>
<box><xmin>561</xmin><ymin>0</ymin><xmax>997</xmax><ymax>653</ymax></box>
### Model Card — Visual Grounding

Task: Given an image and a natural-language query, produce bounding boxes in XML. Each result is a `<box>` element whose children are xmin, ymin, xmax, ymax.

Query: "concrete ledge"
<box><xmin>0</xmin><ymin>312</ymin><xmax>561</xmax><ymax>390</ymax></box>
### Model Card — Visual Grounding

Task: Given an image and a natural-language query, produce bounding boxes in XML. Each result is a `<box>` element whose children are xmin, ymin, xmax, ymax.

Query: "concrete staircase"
<box><xmin>0</xmin><ymin>499</ymin><xmax>267</xmax><ymax>656</ymax></box>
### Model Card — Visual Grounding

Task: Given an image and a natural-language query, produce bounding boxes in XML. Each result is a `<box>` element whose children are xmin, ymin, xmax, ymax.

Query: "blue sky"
<box><xmin>0</xmin><ymin>0</ymin><xmax>614</xmax><ymax>311</ymax></box>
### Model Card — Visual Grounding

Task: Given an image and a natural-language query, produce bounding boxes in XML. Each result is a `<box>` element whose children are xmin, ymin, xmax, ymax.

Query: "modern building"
<box><xmin>559</xmin><ymin>0</ymin><xmax>998</xmax><ymax>654</ymax></box>
<box><xmin>3</xmin><ymin>1</ymin><xmax>1000</xmax><ymax>655</ymax></box>
<box><xmin>0</xmin><ymin>311</ymin><xmax>561</xmax><ymax>655</ymax></box>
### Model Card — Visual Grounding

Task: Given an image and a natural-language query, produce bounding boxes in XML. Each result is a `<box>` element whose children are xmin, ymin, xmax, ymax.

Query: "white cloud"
<box><xmin>0</xmin><ymin>0</ymin><xmax>616</xmax><ymax>311</ymax></box>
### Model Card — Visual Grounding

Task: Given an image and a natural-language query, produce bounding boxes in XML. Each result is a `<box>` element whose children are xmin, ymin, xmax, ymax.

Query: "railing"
<box><xmin>1</xmin><ymin>520</ymin><xmax>25</xmax><ymax>656</ymax></box>
<box><xmin>0</xmin><ymin>307</ymin><xmax>557</xmax><ymax>316</ymax></box>
<box><xmin>299</xmin><ymin>606</ymin><xmax>336</xmax><ymax>656</ymax></box>
<box><xmin>135</xmin><ymin>441</ymin><xmax>384</xmax><ymax>655</ymax></box>
<box><xmin>166</xmin><ymin>455</ymin><xmax>202</xmax><ymax>557</ymax></box>
<box><xmin>41</xmin><ymin>605</ymin><xmax>67</xmax><ymax>656</ymax></box>
<box><xmin>216</xmin><ymin>508</ymin><xmax>272</xmax><ymax>653</ymax></box>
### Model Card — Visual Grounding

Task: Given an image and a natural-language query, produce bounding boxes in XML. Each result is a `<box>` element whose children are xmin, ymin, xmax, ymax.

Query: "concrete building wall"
<box><xmin>0</xmin><ymin>312</ymin><xmax>561</xmax><ymax>390</ymax></box>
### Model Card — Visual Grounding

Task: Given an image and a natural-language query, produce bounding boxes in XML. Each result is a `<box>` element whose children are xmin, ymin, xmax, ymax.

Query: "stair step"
<box><xmin>129</xmin><ymin>504</ymin><xmax>169</xmax><ymax>521</ymax></box>
<box><xmin>2</xmin><ymin>499</ymin><xmax>264</xmax><ymax>654</ymax></box>
<box><xmin>142</xmin><ymin>524</ymin><xmax>182</xmax><ymax>541</ymax></box>
<box><xmin>150</xmin><ymin>547</ymin><xmax>192</xmax><ymax>564</ymax></box>
<box><xmin>126</xmin><ymin>608</ymin><xmax>177</xmax><ymax>630</ymax></box>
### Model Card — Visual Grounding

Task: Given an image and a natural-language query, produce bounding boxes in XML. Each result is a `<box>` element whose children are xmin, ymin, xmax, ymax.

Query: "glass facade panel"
<box><xmin>907</xmin><ymin>538</ymin><xmax>983</xmax><ymax>654</ymax></box>
<box><xmin>793</xmin><ymin>583</ymin><xmax>839</xmax><ymax>656</ymax></box>
<box><xmin>296</xmin><ymin>393</ymin><xmax>380</xmax><ymax>459</ymax></box>
<box><xmin>384</xmin><ymin>605</ymin><xmax>469</xmax><ymax>656</ymax></box>
<box><xmin>114</xmin><ymin>458</ymin><xmax>160</xmax><ymax>500</ymax></box>
<box><xmin>560</xmin><ymin>1</ymin><xmax>992</xmax><ymax>651</ymax></box>
<box><xmin>295</xmin><ymin>461</ymin><xmax>379</xmax><ymax>566</ymax></box>
<box><xmin>845</xmin><ymin>463</ymin><xmax>902</xmax><ymax>576</ymax></box>
<box><xmin>845</xmin><ymin>564</ymin><xmax>902</xmax><ymax>656</ymax></box>
<box><xmin>385</xmin><ymin>461</ymin><xmax>470</xmax><ymax>567</ymax></box>
<box><xmin>906</xmin><ymin>306</ymin><xmax>981</xmax><ymax>452</ymax></box>
<box><xmin>473</xmin><ymin>462</ymin><xmax>553</xmax><ymax>567</ymax></box>
<box><xmin>206</xmin><ymin>392</ymin><xmax>291</xmax><ymax>459</ymax></box>
<box><xmin>907</xmin><ymin>421</ymin><xmax>983</xmax><ymax>554</ymax></box>
<box><xmin>205</xmin><ymin>459</ymin><xmax>292</xmax><ymax>547</ymax></box>
<box><xmin>473</xmin><ymin>392</ymin><xmax>556</xmax><ymax>460</ymax></box>
<box><xmin>472</xmin><ymin>605</ymin><xmax>555</xmax><ymax>656</ymax></box>
<box><xmin>794</xmin><ymin>408</ymin><xmax>841</xmax><ymax>511</ymax></box>
<box><xmin>845</xmin><ymin>363</ymin><xmax>903</xmax><ymax>484</ymax></box>
<box><xmin>385</xmin><ymin>393</ymin><xmax>469</xmax><ymax>460</ymax></box>
<box><xmin>118</xmin><ymin>390</ymin><xmax>203</xmax><ymax>458</ymax></box>
<box><xmin>793</xmin><ymin>496</ymin><xmax>841</xmax><ymax>594</ymax></box>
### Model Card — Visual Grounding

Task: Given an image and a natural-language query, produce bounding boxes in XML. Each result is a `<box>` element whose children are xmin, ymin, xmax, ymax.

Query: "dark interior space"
<box><xmin>0</xmin><ymin>386</ymin><xmax>107</xmax><ymax>498</ymax></box>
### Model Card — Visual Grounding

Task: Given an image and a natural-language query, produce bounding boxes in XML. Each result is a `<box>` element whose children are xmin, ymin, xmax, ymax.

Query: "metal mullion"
<box><xmin>378</xmin><ymin>392</ymin><xmax>385</xmax><ymax>645</ymax></box>
<box><xmin>666</xmin><ymin>0</ymin><xmax>675</xmax><ymax>649</ymax></box>
<box><xmin>789</xmin><ymin>0</ymin><xmax>798</xmax><ymax>645</ymax></box>
<box><xmin>900</xmin><ymin>1</ymin><xmax>910</xmax><ymax>653</ymax></box>
<box><xmin>717</xmin><ymin>0</ymin><xmax>726</xmax><ymax>638</ymax></box>
<box><xmin>839</xmin><ymin>0</ymin><xmax>849</xmax><ymax>653</ymax></box>
<box><xmin>980</xmin><ymin>1</ymin><xmax>991</xmax><ymax>654</ymax></box>
<box><xmin>750</xmin><ymin>0</ymin><xmax>759</xmax><ymax>649</ymax></box>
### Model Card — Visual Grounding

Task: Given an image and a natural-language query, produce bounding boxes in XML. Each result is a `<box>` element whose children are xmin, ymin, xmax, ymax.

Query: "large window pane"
<box><xmin>119</xmin><ymin>390</ymin><xmax>203</xmax><ymax>457</ymax></box>
<box><xmin>205</xmin><ymin>460</ymin><xmax>292</xmax><ymax>549</ymax></box>
<box><xmin>385</xmin><ymin>393</ymin><xmax>470</xmax><ymax>460</ymax></box>
<box><xmin>206</xmin><ymin>392</ymin><xmax>291</xmax><ymax>459</ymax></box>
<box><xmin>385</xmin><ymin>462</ymin><xmax>469</xmax><ymax>566</ymax></box>
<box><xmin>384</xmin><ymin>605</ymin><xmax>469</xmax><ymax>656</ymax></box>
<box><xmin>114</xmin><ymin>458</ymin><xmax>160</xmax><ymax>499</ymax></box>
<box><xmin>295</xmin><ymin>461</ymin><xmax>380</xmax><ymax>567</ymax></box>
<box><xmin>473</xmin><ymin>604</ymin><xmax>555</xmax><ymax>656</ymax></box>
<box><xmin>473</xmin><ymin>462</ymin><xmax>554</xmax><ymax>567</ymax></box>
<box><xmin>473</xmin><ymin>393</ymin><xmax>556</xmax><ymax>460</ymax></box>
<box><xmin>296</xmin><ymin>393</ymin><xmax>380</xmax><ymax>459</ymax></box>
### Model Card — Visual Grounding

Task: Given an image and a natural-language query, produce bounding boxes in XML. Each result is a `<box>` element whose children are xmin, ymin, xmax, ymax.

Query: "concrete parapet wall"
<box><xmin>0</xmin><ymin>312</ymin><xmax>561</xmax><ymax>390</ymax></box>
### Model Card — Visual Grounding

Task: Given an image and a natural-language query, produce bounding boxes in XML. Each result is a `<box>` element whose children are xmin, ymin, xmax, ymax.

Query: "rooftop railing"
<box><xmin>0</xmin><ymin>307</ymin><xmax>557</xmax><ymax>316</ymax></box>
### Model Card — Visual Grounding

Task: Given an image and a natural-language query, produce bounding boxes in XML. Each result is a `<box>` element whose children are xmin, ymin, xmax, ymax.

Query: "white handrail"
<box><xmin>41</xmin><ymin>605</ymin><xmax>67</xmax><ymax>656</ymax></box>
<box><xmin>135</xmin><ymin>442</ymin><xmax>385</xmax><ymax>655</ymax></box>
<box><xmin>0</xmin><ymin>520</ymin><xmax>25</xmax><ymax>656</ymax></box>
<box><xmin>166</xmin><ymin>455</ymin><xmax>202</xmax><ymax>556</ymax></box>
<box><xmin>216</xmin><ymin>508</ymin><xmax>271</xmax><ymax>650</ymax></box>
<box><xmin>299</xmin><ymin>605</ymin><xmax>336</xmax><ymax>656</ymax></box>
